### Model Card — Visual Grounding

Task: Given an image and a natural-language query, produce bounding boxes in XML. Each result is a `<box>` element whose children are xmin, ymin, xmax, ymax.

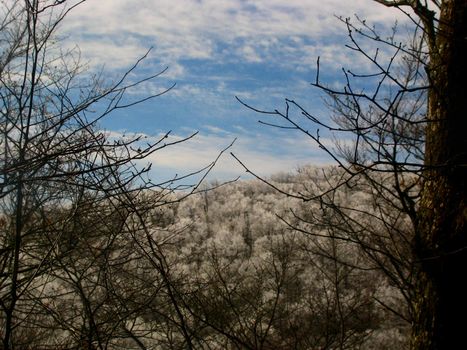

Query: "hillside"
<box><xmin>1</xmin><ymin>165</ymin><xmax>411</xmax><ymax>349</ymax></box>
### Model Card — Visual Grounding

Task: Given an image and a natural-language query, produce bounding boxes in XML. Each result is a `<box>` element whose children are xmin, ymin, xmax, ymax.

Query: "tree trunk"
<box><xmin>413</xmin><ymin>1</ymin><xmax>467</xmax><ymax>349</ymax></box>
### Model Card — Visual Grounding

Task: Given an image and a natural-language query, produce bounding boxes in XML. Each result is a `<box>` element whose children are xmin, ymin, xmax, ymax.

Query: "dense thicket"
<box><xmin>157</xmin><ymin>168</ymin><xmax>411</xmax><ymax>349</ymax></box>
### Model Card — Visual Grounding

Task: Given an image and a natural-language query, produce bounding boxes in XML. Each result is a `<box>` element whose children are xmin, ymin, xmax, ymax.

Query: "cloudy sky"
<box><xmin>61</xmin><ymin>0</ymin><xmax>409</xmax><ymax>182</ymax></box>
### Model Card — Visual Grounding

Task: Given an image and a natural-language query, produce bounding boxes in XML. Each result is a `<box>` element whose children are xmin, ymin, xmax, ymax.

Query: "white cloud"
<box><xmin>62</xmin><ymin>0</ymin><xmax>407</xmax><ymax>69</ymax></box>
<box><xmin>127</xmin><ymin>128</ymin><xmax>332</xmax><ymax>182</ymax></box>
<box><xmin>240</xmin><ymin>45</ymin><xmax>262</xmax><ymax>63</ymax></box>
<box><xmin>64</xmin><ymin>38</ymin><xmax>147</xmax><ymax>70</ymax></box>
<box><xmin>56</xmin><ymin>0</ymin><xmax>413</xmax><ymax>182</ymax></box>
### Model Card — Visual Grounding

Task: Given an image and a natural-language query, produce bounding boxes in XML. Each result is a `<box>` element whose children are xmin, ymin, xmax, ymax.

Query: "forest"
<box><xmin>2</xmin><ymin>165</ymin><xmax>411</xmax><ymax>349</ymax></box>
<box><xmin>1</xmin><ymin>1</ymin><xmax>466</xmax><ymax>349</ymax></box>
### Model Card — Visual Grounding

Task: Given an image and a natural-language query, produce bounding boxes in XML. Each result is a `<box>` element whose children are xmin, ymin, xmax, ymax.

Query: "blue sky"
<box><xmin>62</xmin><ymin>0</ymin><xmax>408</xmax><ymax>182</ymax></box>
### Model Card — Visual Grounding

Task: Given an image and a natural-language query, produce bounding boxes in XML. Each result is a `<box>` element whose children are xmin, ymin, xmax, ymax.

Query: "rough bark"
<box><xmin>413</xmin><ymin>1</ymin><xmax>467</xmax><ymax>349</ymax></box>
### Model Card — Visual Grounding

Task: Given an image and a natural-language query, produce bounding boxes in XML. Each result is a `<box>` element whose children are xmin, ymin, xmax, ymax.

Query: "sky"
<box><xmin>61</xmin><ymin>0</ymin><xmax>409</xmax><ymax>183</ymax></box>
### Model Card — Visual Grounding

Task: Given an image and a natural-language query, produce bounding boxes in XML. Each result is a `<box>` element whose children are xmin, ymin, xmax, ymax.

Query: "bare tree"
<box><xmin>235</xmin><ymin>1</ymin><xmax>466</xmax><ymax>349</ymax></box>
<box><xmin>0</xmin><ymin>1</ymin><xmax>214</xmax><ymax>348</ymax></box>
